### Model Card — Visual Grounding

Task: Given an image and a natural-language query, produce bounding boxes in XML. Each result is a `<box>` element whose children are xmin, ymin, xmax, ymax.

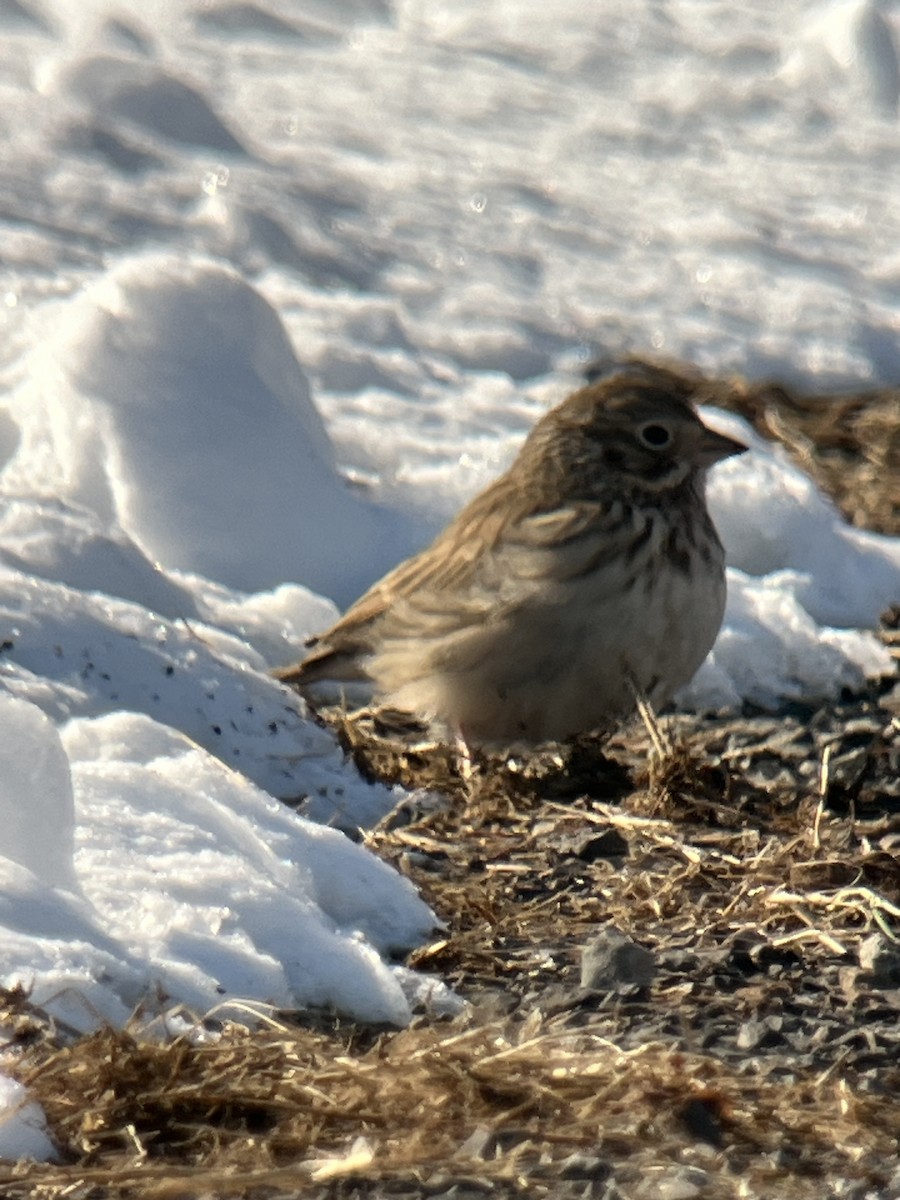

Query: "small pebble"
<box><xmin>558</xmin><ymin>1152</ymin><xmax>611</xmax><ymax>1181</ymax></box>
<box><xmin>581</xmin><ymin>926</ymin><xmax>655</xmax><ymax>990</ymax></box>
<box><xmin>858</xmin><ymin>933</ymin><xmax>900</xmax><ymax>988</ymax></box>
<box><xmin>636</xmin><ymin>1167</ymin><xmax>710</xmax><ymax>1199</ymax></box>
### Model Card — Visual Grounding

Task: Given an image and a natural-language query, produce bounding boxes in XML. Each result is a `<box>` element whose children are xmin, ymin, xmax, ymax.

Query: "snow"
<box><xmin>0</xmin><ymin>693</ymin><xmax>76</xmax><ymax>891</ymax></box>
<box><xmin>0</xmin><ymin>1077</ymin><xmax>56</xmax><ymax>1164</ymax></box>
<box><xmin>2</xmin><ymin>256</ymin><xmax>422</xmax><ymax>602</ymax></box>
<box><xmin>0</xmin><ymin>0</ymin><xmax>898</xmax><ymax>1161</ymax></box>
<box><xmin>0</xmin><ymin>690</ymin><xmax>439</xmax><ymax>1035</ymax></box>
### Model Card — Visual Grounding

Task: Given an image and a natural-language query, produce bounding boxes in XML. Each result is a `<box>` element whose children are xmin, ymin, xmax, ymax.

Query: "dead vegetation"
<box><xmin>1</xmin><ymin>365</ymin><xmax>898</xmax><ymax>1200</ymax></box>
<box><xmin>714</xmin><ymin>377</ymin><xmax>900</xmax><ymax>536</ymax></box>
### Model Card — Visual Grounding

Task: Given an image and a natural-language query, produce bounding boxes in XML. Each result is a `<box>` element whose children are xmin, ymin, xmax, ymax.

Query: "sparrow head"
<box><xmin>525</xmin><ymin>374</ymin><xmax>747</xmax><ymax>497</ymax></box>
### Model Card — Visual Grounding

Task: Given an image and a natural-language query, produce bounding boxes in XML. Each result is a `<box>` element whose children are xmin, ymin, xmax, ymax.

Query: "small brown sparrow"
<box><xmin>276</xmin><ymin>366</ymin><xmax>746</xmax><ymax>748</ymax></box>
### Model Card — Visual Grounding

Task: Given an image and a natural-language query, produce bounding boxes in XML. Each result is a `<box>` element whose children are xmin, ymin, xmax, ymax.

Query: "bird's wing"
<box><xmin>315</xmin><ymin>487</ymin><xmax>515</xmax><ymax>643</ymax></box>
<box><xmin>273</xmin><ymin>501</ymin><xmax>498</xmax><ymax>685</ymax></box>
<box><xmin>275</xmin><ymin>483</ymin><xmax>611</xmax><ymax>686</ymax></box>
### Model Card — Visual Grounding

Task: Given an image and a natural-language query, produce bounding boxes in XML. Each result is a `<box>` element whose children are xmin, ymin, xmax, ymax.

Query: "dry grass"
<box><xmin>6</xmin><ymin>1013</ymin><xmax>899</xmax><ymax>1199</ymax></box>
<box><xmin>717</xmin><ymin>377</ymin><xmax>900</xmax><ymax>536</ymax></box>
<box><xmin>1</xmin><ymin>361</ymin><xmax>898</xmax><ymax>1199</ymax></box>
<box><xmin>5</xmin><ymin>697</ymin><xmax>898</xmax><ymax>1199</ymax></box>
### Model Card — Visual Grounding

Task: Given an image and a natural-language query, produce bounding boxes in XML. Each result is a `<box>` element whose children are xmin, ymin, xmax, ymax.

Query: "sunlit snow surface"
<box><xmin>0</xmin><ymin>0</ymin><xmax>899</xmax><ymax>1158</ymax></box>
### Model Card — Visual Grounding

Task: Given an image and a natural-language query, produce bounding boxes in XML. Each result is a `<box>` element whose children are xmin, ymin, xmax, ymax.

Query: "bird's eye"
<box><xmin>639</xmin><ymin>423</ymin><xmax>672</xmax><ymax>448</ymax></box>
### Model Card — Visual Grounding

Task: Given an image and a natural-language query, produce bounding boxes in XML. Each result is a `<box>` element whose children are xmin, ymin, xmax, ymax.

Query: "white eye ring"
<box><xmin>638</xmin><ymin>422</ymin><xmax>672</xmax><ymax>448</ymax></box>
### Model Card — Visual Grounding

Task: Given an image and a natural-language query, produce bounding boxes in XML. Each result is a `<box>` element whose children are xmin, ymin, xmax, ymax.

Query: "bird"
<box><xmin>275</xmin><ymin>365</ymin><xmax>747</xmax><ymax>749</ymax></box>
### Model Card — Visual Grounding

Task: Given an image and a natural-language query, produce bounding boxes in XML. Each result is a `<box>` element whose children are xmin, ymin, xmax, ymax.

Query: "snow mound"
<box><xmin>0</xmin><ymin>254</ymin><xmax>420</xmax><ymax>606</ymax></box>
<box><xmin>0</xmin><ymin>693</ymin><xmax>438</xmax><ymax>1032</ymax></box>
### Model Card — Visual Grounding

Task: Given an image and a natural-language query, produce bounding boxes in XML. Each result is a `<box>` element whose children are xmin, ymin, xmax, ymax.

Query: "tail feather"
<box><xmin>273</xmin><ymin>641</ymin><xmax>370</xmax><ymax>687</ymax></box>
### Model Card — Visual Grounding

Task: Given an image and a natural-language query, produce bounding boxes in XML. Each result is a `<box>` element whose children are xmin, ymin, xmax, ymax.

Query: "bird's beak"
<box><xmin>695</xmin><ymin>425</ymin><xmax>748</xmax><ymax>467</ymax></box>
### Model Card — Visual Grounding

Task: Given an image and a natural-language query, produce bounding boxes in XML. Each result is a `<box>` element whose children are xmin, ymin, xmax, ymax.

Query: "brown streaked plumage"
<box><xmin>276</xmin><ymin>367</ymin><xmax>746</xmax><ymax>747</ymax></box>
